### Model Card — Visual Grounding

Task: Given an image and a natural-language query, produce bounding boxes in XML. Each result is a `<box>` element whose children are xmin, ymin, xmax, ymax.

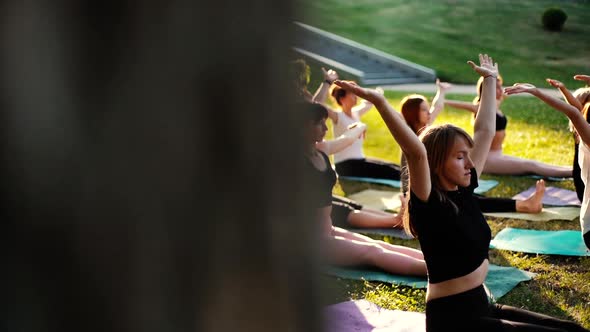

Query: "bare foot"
<box><xmin>516</xmin><ymin>180</ymin><xmax>545</xmax><ymax>213</ymax></box>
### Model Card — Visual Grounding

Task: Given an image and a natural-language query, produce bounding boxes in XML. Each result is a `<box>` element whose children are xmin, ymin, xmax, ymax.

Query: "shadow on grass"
<box><xmin>490</xmin><ymin>250</ymin><xmax>590</xmax><ymax>328</ymax></box>
<box><xmin>499</xmin><ymin>279</ymin><xmax>590</xmax><ymax>328</ymax></box>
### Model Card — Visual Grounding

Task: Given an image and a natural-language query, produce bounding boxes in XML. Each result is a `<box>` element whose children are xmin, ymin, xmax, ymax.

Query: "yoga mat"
<box><xmin>512</xmin><ymin>186</ymin><xmax>581</xmax><ymax>206</ymax></box>
<box><xmin>324</xmin><ymin>265</ymin><xmax>427</xmax><ymax>288</ymax></box>
<box><xmin>339</xmin><ymin>176</ymin><xmax>402</xmax><ymax>188</ymax></box>
<box><xmin>476</xmin><ymin>179</ymin><xmax>500</xmax><ymax>195</ymax></box>
<box><xmin>340</xmin><ymin>176</ymin><xmax>498</xmax><ymax>194</ymax></box>
<box><xmin>347</xmin><ymin>182</ymin><xmax>501</xmax><ymax>213</ymax></box>
<box><xmin>490</xmin><ymin>228</ymin><xmax>590</xmax><ymax>256</ymax></box>
<box><xmin>324</xmin><ymin>264</ymin><xmax>534</xmax><ymax>299</ymax></box>
<box><xmin>347</xmin><ymin>189</ymin><xmax>403</xmax><ymax>211</ymax></box>
<box><xmin>324</xmin><ymin>299</ymin><xmax>425</xmax><ymax>332</ymax></box>
<box><xmin>528</xmin><ymin>175</ymin><xmax>571</xmax><ymax>182</ymax></box>
<box><xmin>484</xmin><ymin>206</ymin><xmax>580</xmax><ymax>222</ymax></box>
<box><xmin>347</xmin><ymin>227</ymin><xmax>414</xmax><ymax>240</ymax></box>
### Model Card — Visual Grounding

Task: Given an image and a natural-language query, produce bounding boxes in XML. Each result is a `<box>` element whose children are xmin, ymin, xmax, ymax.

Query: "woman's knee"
<box><xmin>361</xmin><ymin>244</ymin><xmax>387</xmax><ymax>264</ymax></box>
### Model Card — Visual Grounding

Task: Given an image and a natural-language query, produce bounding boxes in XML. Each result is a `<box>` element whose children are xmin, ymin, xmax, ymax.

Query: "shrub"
<box><xmin>542</xmin><ymin>7</ymin><xmax>567</xmax><ymax>31</ymax></box>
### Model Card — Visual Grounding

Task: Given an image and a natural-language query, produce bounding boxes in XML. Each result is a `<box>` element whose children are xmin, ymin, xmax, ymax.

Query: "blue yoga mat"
<box><xmin>490</xmin><ymin>228</ymin><xmax>590</xmax><ymax>256</ymax></box>
<box><xmin>339</xmin><ymin>176</ymin><xmax>402</xmax><ymax>188</ymax></box>
<box><xmin>324</xmin><ymin>264</ymin><xmax>534</xmax><ymax>299</ymax></box>
<box><xmin>339</xmin><ymin>176</ymin><xmax>498</xmax><ymax>194</ymax></box>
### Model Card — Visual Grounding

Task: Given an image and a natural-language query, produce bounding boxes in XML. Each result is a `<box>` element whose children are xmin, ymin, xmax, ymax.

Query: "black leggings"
<box><xmin>330</xmin><ymin>195</ymin><xmax>363</xmax><ymax>228</ymax></box>
<box><xmin>584</xmin><ymin>232</ymin><xmax>590</xmax><ymax>250</ymax></box>
<box><xmin>335</xmin><ymin>158</ymin><xmax>401</xmax><ymax>180</ymax></box>
<box><xmin>426</xmin><ymin>285</ymin><xmax>588</xmax><ymax>332</ymax></box>
<box><xmin>476</xmin><ymin>195</ymin><xmax>517</xmax><ymax>213</ymax></box>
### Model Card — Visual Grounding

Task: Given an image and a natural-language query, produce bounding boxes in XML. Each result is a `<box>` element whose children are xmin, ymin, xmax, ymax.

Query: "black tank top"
<box><xmin>305</xmin><ymin>150</ymin><xmax>337</xmax><ymax>208</ymax></box>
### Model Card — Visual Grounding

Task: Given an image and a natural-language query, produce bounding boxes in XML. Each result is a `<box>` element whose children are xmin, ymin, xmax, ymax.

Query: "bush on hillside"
<box><xmin>542</xmin><ymin>7</ymin><xmax>567</xmax><ymax>31</ymax></box>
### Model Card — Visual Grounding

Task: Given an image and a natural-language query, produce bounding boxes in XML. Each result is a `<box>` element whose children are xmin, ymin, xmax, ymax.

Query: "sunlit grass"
<box><xmin>297</xmin><ymin>0</ymin><xmax>590</xmax><ymax>87</ymax></box>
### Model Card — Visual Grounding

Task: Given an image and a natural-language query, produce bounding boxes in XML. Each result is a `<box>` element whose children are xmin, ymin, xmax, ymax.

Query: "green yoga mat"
<box><xmin>324</xmin><ymin>264</ymin><xmax>534</xmax><ymax>299</ymax></box>
<box><xmin>339</xmin><ymin>176</ymin><xmax>498</xmax><ymax>195</ymax></box>
<box><xmin>346</xmin><ymin>227</ymin><xmax>414</xmax><ymax>240</ymax></box>
<box><xmin>490</xmin><ymin>228</ymin><xmax>590</xmax><ymax>256</ymax></box>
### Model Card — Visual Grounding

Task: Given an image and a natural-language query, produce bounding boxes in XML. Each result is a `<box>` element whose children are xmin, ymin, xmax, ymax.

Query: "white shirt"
<box><xmin>578</xmin><ymin>142</ymin><xmax>590</xmax><ymax>235</ymax></box>
<box><xmin>332</xmin><ymin>102</ymin><xmax>373</xmax><ymax>163</ymax></box>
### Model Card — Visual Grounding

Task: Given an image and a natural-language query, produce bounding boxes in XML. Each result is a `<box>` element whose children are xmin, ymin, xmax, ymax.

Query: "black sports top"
<box><xmin>496</xmin><ymin>112</ymin><xmax>507</xmax><ymax>131</ymax></box>
<box><xmin>409</xmin><ymin>169</ymin><xmax>491</xmax><ymax>283</ymax></box>
<box><xmin>305</xmin><ymin>150</ymin><xmax>337</xmax><ymax>208</ymax></box>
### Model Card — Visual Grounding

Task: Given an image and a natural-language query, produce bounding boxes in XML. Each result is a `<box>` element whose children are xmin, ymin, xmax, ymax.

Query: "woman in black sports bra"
<box><xmin>302</xmin><ymin>102</ymin><xmax>426</xmax><ymax>277</ymax></box>
<box><xmin>334</xmin><ymin>55</ymin><xmax>587</xmax><ymax>332</ymax></box>
<box><xmin>445</xmin><ymin>75</ymin><xmax>572</xmax><ymax>178</ymax></box>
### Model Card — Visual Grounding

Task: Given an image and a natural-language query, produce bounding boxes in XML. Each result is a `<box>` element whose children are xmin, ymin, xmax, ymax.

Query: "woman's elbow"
<box><xmin>404</xmin><ymin>144</ymin><xmax>427</xmax><ymax>162</ymax></box>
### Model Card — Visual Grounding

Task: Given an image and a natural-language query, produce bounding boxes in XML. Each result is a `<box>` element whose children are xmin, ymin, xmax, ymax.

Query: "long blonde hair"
<box><xmin>403</xmin><ymin>124</ymin><xmax>474</xmax><ymax>238</ymax></box>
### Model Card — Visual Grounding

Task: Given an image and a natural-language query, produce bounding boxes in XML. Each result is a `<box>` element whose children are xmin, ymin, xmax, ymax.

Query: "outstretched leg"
<box><xmin>322</xmin><ymin>232</ymin><xmax>426</xmax><ymax>276</ymax></box>
<box><xmin>344</xmin><ymin>195</ymin><xmax>406</xmax><ymax>228</ymax></box>
<box><xmin>484</xmin><ymin>151</ymin><xmax>572</xmax><ymax>177</ymax></box>
<box><xmin>347</xmin><ymin>209</ymin><xmax>403</xmax><ymax>228</ymax></box>
<box><xmin>332</xmin><ymin>227</ymin><xmax>423</xmax><ymax>259</ymax></box>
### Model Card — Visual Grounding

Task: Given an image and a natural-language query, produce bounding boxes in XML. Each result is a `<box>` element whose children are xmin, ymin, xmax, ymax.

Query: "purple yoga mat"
<box><xmin>512</xmin><ymin>186</ymin><xmax>581</xmax><ymax>206</ymax></box>
<box><xmin>324</xmin><ymin>299</ymin><xmax>425</xmax><ymax>332</ymax></box>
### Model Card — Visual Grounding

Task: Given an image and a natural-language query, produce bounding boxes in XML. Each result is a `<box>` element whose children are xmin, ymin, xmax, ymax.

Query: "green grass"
<box><xmin>321</xmin><ymin>92</ymin><xmax>590</xmax><ymax>328</ymax></box>
<box><xmin>296</xmin><ymin>0</ymin><xmax>590</xmax><ymax>87</ymax></box>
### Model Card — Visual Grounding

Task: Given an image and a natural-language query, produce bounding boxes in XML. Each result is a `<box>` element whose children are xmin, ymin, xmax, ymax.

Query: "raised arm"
<box><xmin>467</xmin><ymin>54</ymin><xmax>498</xmax><ymax>178</ymax></box>
<box><xmin>546</xmin><ymin>78</ymin><xmax>584</xmax><ymax>111</ymax></box>
<box><xmin>316</xmin><ymin>102</ymin><xmax>340</xmax><ymax>123</ymax></box>
<box><xmin>444</xmin><ymin>99</ymin><xmax>479</xmax><ymax>114</ymax></box>
<box><xmin>315</xmin><ymin>122</ymin><xmax>366</xmax><ymax>155</ymax></box>
<box><xmin>333</xmin><ymin>80</ymin><xmax>431</xmax><ymax>201</ymax></box>
<box><xmin>352</xmin><ymin>87</ymin><xmax>382</xmax><ymax>117</ymax></box>
<box><xmin>312</xmin><ymin>67</ymin><xmax>339</xmax><ymax>104</ymax></box>
<box><xmin>574</xmin><ymin>74</ymin><xmax>590</xmax><ymax>85</ymax></box>
<box><xmin>505</xmin><ymin>83</ymin><xmax>590</xmax><ymax>147</ymax></box>
<box><xmin>427</xmin><ymin>79</ymin><xmax>452</xmax><ymax>125</ymax></box>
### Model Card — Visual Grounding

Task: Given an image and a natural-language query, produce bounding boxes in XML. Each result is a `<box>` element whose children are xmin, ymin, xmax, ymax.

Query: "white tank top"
<box><xmin>333</xmin><ymin>111</ymin><xmax>365</xmax><ymax>163</ymax></box>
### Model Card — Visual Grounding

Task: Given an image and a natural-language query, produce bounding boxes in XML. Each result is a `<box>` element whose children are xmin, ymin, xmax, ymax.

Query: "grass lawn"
<box><xmin>320</xmin><ymin>91</ymin><xmax>590</xmax><ymax>328</ymax></box>
<box><xmin>295</xmin><ymin>0</ymin><xmax>590</xmax><ymax>87</ymax></box>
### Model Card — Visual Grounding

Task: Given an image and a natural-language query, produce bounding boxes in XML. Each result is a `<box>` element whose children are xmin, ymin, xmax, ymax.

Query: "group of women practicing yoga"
<box><xmin>296</xmin><ymin>54</ymin><xmax>590</xmax><ymax>331</ymax></box>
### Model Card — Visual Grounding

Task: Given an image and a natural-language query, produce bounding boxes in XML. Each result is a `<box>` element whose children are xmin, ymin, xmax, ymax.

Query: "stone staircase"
<box><xmin>292</xmin><ymin>22</ymin><xmax>436</xmax><ymax>86</ymax></box>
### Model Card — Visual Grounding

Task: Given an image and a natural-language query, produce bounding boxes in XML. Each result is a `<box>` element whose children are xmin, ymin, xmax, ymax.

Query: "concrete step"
<box><xmin>292</xmin><ymin>22</ymin><xmax>436</xmax><ymax>86</ymax></box>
